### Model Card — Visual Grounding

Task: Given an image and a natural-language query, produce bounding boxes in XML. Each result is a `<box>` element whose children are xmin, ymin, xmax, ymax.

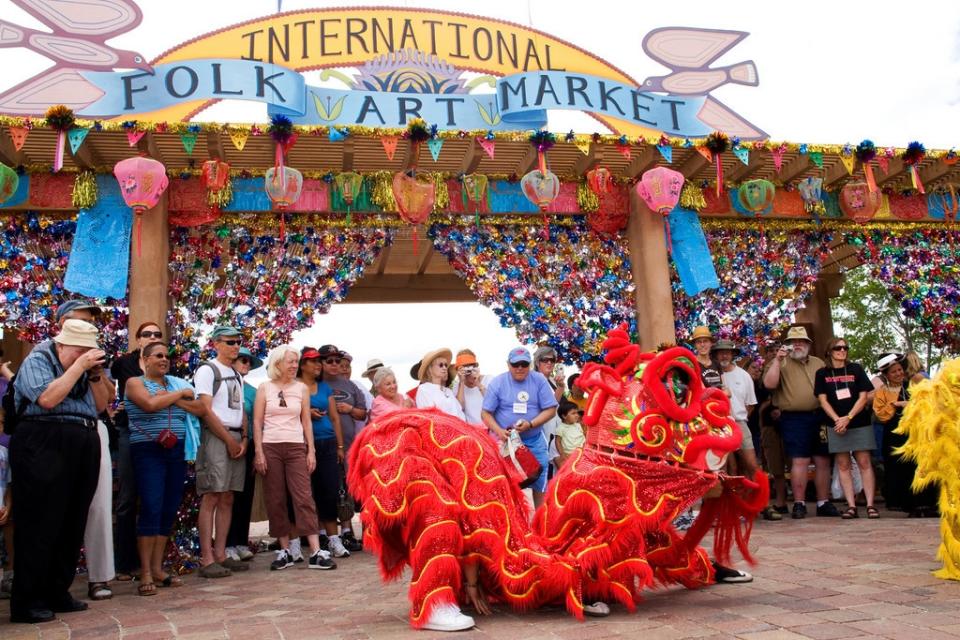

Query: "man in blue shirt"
<box><xmin>481</xmin><ymin>347</ymin><xmax>558</xmax><ymax>507</ymax></box>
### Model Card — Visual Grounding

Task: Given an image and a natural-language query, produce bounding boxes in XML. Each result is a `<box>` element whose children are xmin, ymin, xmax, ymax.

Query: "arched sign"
<box><xmin>0</xmin><ymin>5</ymin><xmax>765</xmax><ymax>138</ymax></box>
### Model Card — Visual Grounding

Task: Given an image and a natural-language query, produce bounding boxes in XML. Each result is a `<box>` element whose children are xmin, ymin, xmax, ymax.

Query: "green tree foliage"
<box><xmin>832</xmin><ymin>266</ymin><xmax>950</xmax><ymax>372</ymax></box>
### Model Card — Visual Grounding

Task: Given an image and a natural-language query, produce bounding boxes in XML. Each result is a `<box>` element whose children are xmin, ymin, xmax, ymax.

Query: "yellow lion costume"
<box><xmin>895</xmin><ymin>358</ymin><xmax>960</xmax><ymax>581</ymax></box>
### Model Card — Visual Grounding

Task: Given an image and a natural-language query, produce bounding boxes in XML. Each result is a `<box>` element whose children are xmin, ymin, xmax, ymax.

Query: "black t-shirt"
<box><xmin>699</xmin><ymin>359</ymin><xmax>723</xmax><ymax>389</ymax></box>
<box><xmin>814</xmin><ymin>362</ymin><xmax>873</xmax><ymax>428</ymax></box>
<box><xmin>111</xmin><ymin>349</ymin><xmax>143</xmax><ymax>401</ymax></box>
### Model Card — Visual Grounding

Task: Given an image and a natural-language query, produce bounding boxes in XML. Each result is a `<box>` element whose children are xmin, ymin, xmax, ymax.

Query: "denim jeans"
<box><xmin>131</xmin><ymin>441</ymin><xmax>187</xmax><ymax>536</ymax></box>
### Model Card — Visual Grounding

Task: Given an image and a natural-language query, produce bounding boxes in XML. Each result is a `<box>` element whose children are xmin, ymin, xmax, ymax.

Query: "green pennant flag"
<box><xmin>180</xmin><ymin>132</ymin><xmax>198</xmax><ymax>155</ymax></box>
<box><xmin>809</xmin><ymin>151</ymin><xmax>823</xmax><ymax>168</ymax></box>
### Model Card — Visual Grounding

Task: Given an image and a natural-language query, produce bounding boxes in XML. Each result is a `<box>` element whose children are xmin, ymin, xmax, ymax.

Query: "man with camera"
<box><xmin>9</xmin><ymin>317</ymin><xmax>112</xmax><ymax>623</ymax></box>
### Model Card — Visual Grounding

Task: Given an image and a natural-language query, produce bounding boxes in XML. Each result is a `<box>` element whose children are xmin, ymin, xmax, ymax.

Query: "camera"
<box><xmin>459</xmin><ymin>365</ymin><xmax>478</xmax><ymax>375</ymax></box>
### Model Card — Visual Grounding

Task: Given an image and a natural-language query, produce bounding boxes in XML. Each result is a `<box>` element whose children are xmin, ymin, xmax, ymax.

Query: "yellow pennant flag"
<box><xmin>840</xmin><ymin>154</ymin><xmax>856</xmax><ymax>175</ymax></box>
<box><xmin>229</xmin><ymin>129</ymin><xmax>249</xmax><ymax>152</ymax></box>
<box><xmin>574</xmin><ymin>139</ymin><xmax>591</xmax><ymax>155</ymax></box>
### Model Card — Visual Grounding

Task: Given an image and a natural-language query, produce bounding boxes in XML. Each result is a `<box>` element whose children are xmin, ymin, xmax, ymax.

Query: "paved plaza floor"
<box><xmin>1</xmin><ymin>508</ymin><xmax>958</xmax><ymax>639</ymax></box>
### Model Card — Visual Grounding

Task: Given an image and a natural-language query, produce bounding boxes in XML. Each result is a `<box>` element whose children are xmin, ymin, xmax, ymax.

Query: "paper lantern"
<box><xmin>636</xmin><ymin>166</ymin><xmax>684</xmax><ymax>215</ymax></box>
<box><xmin>265</xmin><ymin>166</ymin><xmax>304</xmax><ymax>209</ymax></box>
<box><xmin>114</xmin><ymin>156</ymin><xmax>169</xmax><ymax>257</ymax></box>
<box><xmin>462</xmin><ymin>173</ymin><xmax>488</xmax><ymax>221</ymax></box>
<box><xmin>334</xmin><ymin>172</ymin><xmax>363</xmax><ymax>206</ymax></box>
<box><xmin>587</xmin><ymin>166</ymin><xmax>613</xmax><ymax>196</ymax></box>
<box><xmin>839</xmin><ymin>181</ymin><xmax>881</xmax><ymax>223</ymax></box>
<box><xmin>521</xmin><ymin>169</ymin><xmax>560</xmax><ymax>211</ymax></box>
<box><xmin>736</xmin><ymin>179</ymin><xmax>776</xmax><ymax>216</ymax></box>
<box><xmin>393</xmin><ymin>172</ymin><xmax>435</xmax><ymax>254</ymax></box>
<box><xmin>0</xmin><ymin>163</ymin><xmax>19</xmax><ymax>204</ymax></box>
<box><xmin>797</xmin><ymin>177</ymin><xmax>824</xmax><ymax>214</ymax></box>
<box><xmin>201</xmin><ymin>160</ymin><xmax>230</xmax><ymax>191</ymax></box>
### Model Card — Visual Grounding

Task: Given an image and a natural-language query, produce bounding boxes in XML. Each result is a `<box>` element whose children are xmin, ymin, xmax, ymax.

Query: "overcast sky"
<box><xmin>4</xmin><ymin>0</ymin><xmax>959</xmax><ymax>379</ymax></box>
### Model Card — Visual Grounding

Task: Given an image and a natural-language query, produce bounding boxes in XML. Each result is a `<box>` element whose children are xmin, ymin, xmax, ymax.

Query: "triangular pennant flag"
<box><xmin>329</xmin><ymin>127</ymin><xmax>345</xmax><ymax>142</ymax></box>
<box><xmin>126</xmin><ymin>130</ymin><xmax>146</xmax><ymax>146</ymax></box>
<box><xmin>180</xmin><ymin>132</ymin><xmax>198</xmax><ymax>155</ymax></box>
<box><xmin>696</xmin><ymin>146</ymin><xmax>713</xmax><ymax>162</ymax></box>
<box><xmin>617</xmin><ymin>144</ymin><xmax>632</xmax><ymax>160</ymax></box>
<box><xmin>574</xmin><ymin>139</ymin><xmax>591</xmax><ymax>155</ymax></box>
<box><xmin>477</xmin><ymin>137</ymin><xmax>495</xmax><ymax>159</ymax></box>
<box><xmin>381</xmin><ymin>135</ymin><xmax>399</xmax><ymax>160</ymax></box>
<box><xmin>67</xmin><ymin>127</ymin><xmax>89</xmax><ymax>154</ymax></box>
<box><xmin>809</xmin><ymin>151</ymin><xmax>823</xmax><ymax>168</ymax></box>
<box><xmin>281</xmin><ymin>132</ymin><xmax>299</xmax><ymax>155</ymax></box>
<box><xmin>229</xmin><ymin>128</ymin><xmax>249</xmax><ymax>151</ymax></box>
<box><xmin>9</xmin><ymin>126</ymin><xmax>28</xmax><ymax>151</ymax></box>
<box><xmin>877</xmin><ymin>156</ymin><xmax>889</xmax><ymax>174</ymax></box>
<box><xmin>656</xmin><ymin>144</ymin><xmax>672</xmax><ymax>163</ymax></box>
<box><xmin>427</xmin><ymin>138</ymin><xmax>443</xmax><ymax>162</ymax></box>
<box><xmin>733</xmin><ymin>146</ymin><xmax>749</xmax><ymax>165</ymax></box>
<box><xmin>772</xmin><ymin>146</ymin><xmax>785</xmax><ymax>172</ymax></box>
<box><xmin>840</xmin><ymin>154</ymin><xmax>855</xmax><ymax>175</ymax></box>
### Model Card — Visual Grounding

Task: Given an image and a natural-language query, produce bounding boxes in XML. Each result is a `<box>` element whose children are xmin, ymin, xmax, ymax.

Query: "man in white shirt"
<box><xmin>193</xmin><ymin>326</ymin><xmax>249</xmax><ymax>578</ymax></box>
<box><xmin>712</xmin><ymin>339</ymin><xmax>759</xmax><ymax>479</ymax></box>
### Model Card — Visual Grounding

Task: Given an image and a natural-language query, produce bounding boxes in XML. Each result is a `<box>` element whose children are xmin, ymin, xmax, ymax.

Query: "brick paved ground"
<box><xmin>1</xmin><ymin>508</ymin><xmax>958</xmax><ymax>639</ymax></box>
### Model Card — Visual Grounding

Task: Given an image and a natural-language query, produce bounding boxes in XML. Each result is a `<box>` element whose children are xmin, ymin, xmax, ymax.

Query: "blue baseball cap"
<box><xmin>508</xmin><ymin>347</ymin><xmax>532</xmax><ymax>364</ymax></box>
<box><xmin>55</xmin><ymin>299</ymin><xmax>102</xmax><ymax>322</ymax></box>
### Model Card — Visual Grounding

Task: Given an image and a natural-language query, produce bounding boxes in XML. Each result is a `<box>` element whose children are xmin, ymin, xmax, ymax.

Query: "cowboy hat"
<box><xmin>691</xmin><ymin>326</ymin><xmax>714</xmax><ymax>342</ymax></box>
<box><xmin>418</xmin><ymin>348</ymin><xmax>454</xmax><ymax>383</ymax></box>
<box><xmin>710</xmin><ymin>339</ymin><xmax>740</xmax><ymax>355</ymax></box>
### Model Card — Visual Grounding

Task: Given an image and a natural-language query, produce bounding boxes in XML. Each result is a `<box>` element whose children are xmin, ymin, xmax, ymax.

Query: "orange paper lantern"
<box><xmin>839</xmin><ymin>182</ymin><xmax>881</xmax><ymax>223</ymax></box>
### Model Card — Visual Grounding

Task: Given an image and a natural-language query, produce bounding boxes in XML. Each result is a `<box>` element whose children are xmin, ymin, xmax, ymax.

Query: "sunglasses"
<box><xmin>511</xmin><ymin>361</ymin><xmax>531</xmax><ymax>368</ymax></box>
<box><xmin>150</xmin><ymin>352</ymin><xmax>169</xmax><ymax>360</ymax></box>
<box><xmin>434</xmin><ymin>362</ymin><xmax>449</xmax><ymax>368</ymax></box>
<box><xmin>139</xmin><ymin>330</ymin><xmax>162</xmax><ymax>339</ymax></box>
<box><xmin>278</xmin><ymin>390</ymin><xmax>287</xmax><ymax>408</ymax></box>
<box><xmin>323</xmin><ymin>358</ymin><xmax>341</xmax><ymax>365</ymax></box>
<box><xmin>222</xmin><ymin>339</ymin><xmax>242</xmax><ymax>346</ymax></box>
<box><xmin>831</xmin><ymin>345</ymin><xmax>849</xmax><ymax>352</ymax></box>
<box><xmin>540</xmin><ymin>358</ymin><xmax>556</xmax><ymax>364</ymax></box>
<box><xmin>236</xmin><ymin>357</ymin><xmax>250</xmax><ymax>365</ymax></box>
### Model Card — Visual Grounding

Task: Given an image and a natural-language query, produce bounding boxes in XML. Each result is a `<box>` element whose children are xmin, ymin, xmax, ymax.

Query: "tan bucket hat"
<box><xmin>53</xmin><ymin>319</ymin><xmax>100</xmax><ymax>349</ymax></box>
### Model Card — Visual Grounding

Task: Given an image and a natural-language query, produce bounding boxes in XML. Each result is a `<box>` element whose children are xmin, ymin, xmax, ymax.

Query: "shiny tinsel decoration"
<box><xmin>680</xmin><ymin>183</ymin><xmax>707</xmax><ymax>211</ymax></box>
<box><xmin>165</xmin><ymin>466</ymin><xmax>202</xmax><ymax>575</ymax></box>
<box><xmin>576</xmin><ymin>180</ymin><xmax>600</xmax><ymax>212</ymax></box>
<box><xmin>370</xmin><ymin>170</ymin><xmax>397</xmax><ymax>211</ymax></box>
<box><xmin>71</xmin><ymin>171</ymin><xmax>98</xmax><ymax>209</ymax></box>
<box><xmin>432</xmin><ymin>173</ymin><xmax>449</xmax><ymax>212</ymax></box>
<box><xmin>207</xmin><ymin>176</ymin><xmax>233</xmax><ymax>209</ymax></box>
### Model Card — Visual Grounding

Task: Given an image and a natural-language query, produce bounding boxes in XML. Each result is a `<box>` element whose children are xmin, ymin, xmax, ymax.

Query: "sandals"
<box><xmin>137</xmin><ymin>582</ymin><xmax>157</xmax><ymax>597</ymax></box>
<box><xmin>866</xmin><ymin>506</ymin><xmax>880</xmax><ymax>519</ymax></box>
<box><xmin>87</xmin><ymin>582</ymin><xmax>113</xmax><ymax>600</ymax></box>
<box><xmin>841</xmin><ymin>506</ymin><xmax>859</xmax><ymax>519</ymax></box>
<box><xmin>115</xmin><ymin>572</ymin><xmax>135</xmax><ymax>582</ymax></box>
<box><xmin>157</xmin><ymin>574</ymin><xmax>184</xmax><ymax>588</ymax></box>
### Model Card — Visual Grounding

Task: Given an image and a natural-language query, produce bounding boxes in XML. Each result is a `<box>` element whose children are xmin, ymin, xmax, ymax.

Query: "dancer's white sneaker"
<box><xmin>422</xmin><ymin>603</ymin><xmax>475</xmax><ymax>631</ymax></box>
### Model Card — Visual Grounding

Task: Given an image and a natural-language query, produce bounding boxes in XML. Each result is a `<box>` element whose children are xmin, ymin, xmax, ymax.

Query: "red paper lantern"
<box><xmin>839</xmin><ymin>181</ymin><xmax>881</xmax><ymax>223</ymax></box>
<box><xmin>392</xmin><ymin>172</ymin><xmax>435</xmax><ymax>254</ymax></box>
<box><xmin>201</xmin><ymin>160</ymin><xmax>230</xmax><ymax>191</ymax></box>
<box><xmin>114</xmin><ymin>156</ymin><xmax>169</xmax><ymax>256</ymax></box>
<box><xmin>636</xmin><ymin>167</ymin><xmax>684</xmax><ymax>215</ymax></box>
<box><xmin>586</xmin><ymin>166</ymin><xmax>613</xmax><ymax>196</ymax></box>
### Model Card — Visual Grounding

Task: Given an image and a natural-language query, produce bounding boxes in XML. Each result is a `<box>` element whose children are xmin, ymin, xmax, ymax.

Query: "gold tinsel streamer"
<box><xmin>207</xmin><ymin>176</ymin><xmax>233</xmax><ymax>209</ymax></box>
<box><xmin>680</xmin><ymin>183</ymin><xmax>706</xmax><ymax>211</ymax></box>
<box><xmin>71</xmin><ymin>171</ymin><xmax>97</xmax><ymax>209</ymax></box>
<box><xmin>576</xmin><ymin>181</ymin><xmax>600</xmax><ymax>212</ymax></box>
<box><xmin>210</xmin><ymin>212</ymin><xmax>581</xmax><ymax>231</ymax></box>
<box><xmin>432</xmin><ymin>173</ymin><xmax>449</xmax><ymax>212</ymax></box>
<box><xmin>369</xmin><ymin>170</ymin><xmax>397</xmax><ymax>211</ymax></box>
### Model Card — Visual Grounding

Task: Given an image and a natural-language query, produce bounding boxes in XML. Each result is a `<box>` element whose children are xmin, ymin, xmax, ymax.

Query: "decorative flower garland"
<box><xmin>672</xmin><ymin>225</ymin><xmax>834</xmax><ymax>353</ymax></box>
<box><xmin>429</xmin><ymin>220</ymin><xmax>637</xmax><ymax>362</ymax></box>
<box><xmin>843</xmin><ymin>227</ymin><xmax>960</xmax><ymax>353</ymax></box>
<box><xmin>167</xmin><ymin>216</ymin><xmax>392</xmax><ymax>370</ymax></box>
<box><xmin>0</xmin><ymin>213</ymin><xmax>128</xmax><ymax>351</ymax></box>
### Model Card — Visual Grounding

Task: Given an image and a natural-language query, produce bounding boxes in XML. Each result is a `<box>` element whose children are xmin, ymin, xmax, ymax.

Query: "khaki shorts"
<box><xmin>195</xmin><ymin>428</ymin><xmax>246</xmax><ymax>495</ymax></box>
<box><xmin>735</xmin><ymin>420</ymin><xmax>754</xmax><ymax>451</ymax></box>
<box><xmin>760</xmin><ymin>423</ymin><xmax>786</xmax><ymax>478</ymax></box>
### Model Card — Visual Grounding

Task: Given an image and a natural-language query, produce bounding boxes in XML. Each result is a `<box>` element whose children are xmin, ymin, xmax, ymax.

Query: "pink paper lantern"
<box><xmin>113</xmin><ymin>156</ymin><xmax>169</xmax><ymax>257</ymax></box>
<box><xmin>521</xmin><ymin>168</ymin><xmax>561</xmax><ymax>211</ymax></box>
<box><xmin>636</xmin><ymin>166</ymin><xmax>684</xmax><ymax>215</ymax></box>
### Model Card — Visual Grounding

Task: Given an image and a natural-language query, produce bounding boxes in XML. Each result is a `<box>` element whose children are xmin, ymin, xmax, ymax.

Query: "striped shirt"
<box><xmin>126</xmin><ymin>377</ymin><xmax>189</xmax><ymax>445</ymax></box>
<box><xmin>13</xmin><ymin>339</ymin><xmax>97</xmax><ymax>422</ymax></box>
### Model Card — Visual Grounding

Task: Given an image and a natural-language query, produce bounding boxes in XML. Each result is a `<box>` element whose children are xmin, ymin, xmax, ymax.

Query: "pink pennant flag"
<box><xmin>877</xmin><ymin>156</ymin><xmax>889</xmax><ymax>174</ymax></box>
<box><xmin>381</xmin><ymin>135</ymin><xmax>399</xmax><ymax>160</ymax></box>
<box><xmin>618</xmin><ymin>144</ymin><xmax>632</xmax><ymax>160</ymax></box>
<box><xmin>772</xmin><ymin>145</ymin><xmax>785</xmax><ymax>173</ymax></box>
<box><xmin>126</xmin><ymin>130</ymin><xmax>146</xmax><ymax>146</ymax></box>
<box><xmin>477</xmin><ymin>137</ymin><xmax>495</xmax><ymax>159</ymax></box>
<box><xmin>9</xmin><ymin>126</ymin><xmax>28</xmax><ymax>151</ymax></box>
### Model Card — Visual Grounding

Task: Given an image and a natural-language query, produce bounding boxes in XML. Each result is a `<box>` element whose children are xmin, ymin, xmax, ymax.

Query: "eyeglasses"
<box><xmin>832</xmin><ymin>345</ymin><xmax>849</xmax><ymax>352</ymax></box>
<box><xmin>139</xmin><ymin>331</ymin><xmax>162</xmax><ymax>339</ymax></box>
<box><xmin>236</xmin><ymin>357</ymin><xmax>250</xmax><ymax>365</ymax></box>
<box><xmin>323</xmin><ymin>358</ymin><xmax>341</xmax><ymax>365</ymax></box>
<box><xmin>222</xmin><ymin>339</ymin><xmax>242</xmax><ymax>346</ymax></box>
<box><xmin>278</xmin><ymin>390</ymin><xmax>287</xmax><ymax>408</ymax></box>
<box><xmin>434</xmin><ymin>362</ymin><xmax>449</xmax><ymax>368</ymax></box>
<box><xmin>511</xmin><ymin>361</ymin><xmax>531</xmax><ymax>368</ymax></box>
<box><xmin>150</xmin><ymin>353</ymin><xmax>169</xmax><ymax>360</ymax></box>
<box><xmin>540</xmin><ymin>358</ymin><xmax>556</xmax><ymax>364</ymax></box>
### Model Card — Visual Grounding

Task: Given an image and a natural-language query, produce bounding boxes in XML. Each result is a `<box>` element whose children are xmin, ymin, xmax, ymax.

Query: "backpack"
<box><xmin>2</xmin><ymin>347</ymin><xmax>65</xmax><ymax>436</ymax></box>
<box><xmin>195</xmin><ymin>360</ymin><xmax>241</xmax><ymax>398</ymax></box>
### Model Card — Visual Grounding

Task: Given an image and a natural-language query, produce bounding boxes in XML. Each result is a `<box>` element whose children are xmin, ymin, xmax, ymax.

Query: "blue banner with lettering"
<box><xmin>64</xmin><ymin>175</ymin><xmax>132</xmax><ymax>299</ymax></box>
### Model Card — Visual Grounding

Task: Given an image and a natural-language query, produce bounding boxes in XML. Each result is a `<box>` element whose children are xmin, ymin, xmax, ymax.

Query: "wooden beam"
<box><xmin>875</xmin><ymin>158</ymin><xmax>905</xmax><ymax>187</ymax></box>
<box><xmin>342</xmin><ymin>136</ymin><xmax>355</xmax><ymax>171</ymax></box>
<box><xmin>622</xmin><ymin>145</ymin><xmax>659</xmax><ymax>179</ymax></box>
<box><xmin>777</xmin><ymin>154</ymin><xmax>810</xmax><ymax>184</ymax></box>
<box><xmin>678</xmin><ymin>150</ymin><xmax>709</xmax><ymax>179</ymax></box>
<box><xmin>918</xmin><ymin>160</ymin><xmax>954</xmax><ymax>188</ymax></box>
<box><xmin>459</xmin><ymin>138</ymin><xmax>483</xmax><ymax>175</ymax></box>
<box><xmin>572</xmin><ymin>144</ymin><xmax>602</xmax><ymax>176</ymax></box>
<box><xmin>822</xmin><ymin>160</ymin><xmax>853</xmax><ymax>189</ymax></box>
<box><xmin>67</xmin><ymin>134</ymin><xmax>103</xmax><ymax>170</ymax></box>
<box><xmin>346</xmin><ymin>274</ymin><xmax>475</xmax><ymax>303</ymax></box>
<box><xmin>725</xmin><ymin>153</ymin><xmax>765</xmax><ymax>183</ymax></box>
<box><xmin>375</xmin><ymin>243</ymin><xmax>392</xmax><ymax>275</ymax></box>
<box><xmin>515</xmin><ymin>146</ymin><xmax>539</xmax><ymax>176</ymax></box>
<box><xmin>416</xmin><ymin>240</ymin><xmax>434</xmax><ymax>275</ymax></box>
<box><xmin>136</xmin><ymin>131</ymin><xmax>164</xmax><ymax>164</ymax></box>
<box><xmin>0</xmin><ymin>126</ymin><xmax>28</xmax><ymax>166</ymax></box>
<box><xmin>206</xmin><ymin>130</ymin><xmax>227</xmax><ymax>161</ymax></box>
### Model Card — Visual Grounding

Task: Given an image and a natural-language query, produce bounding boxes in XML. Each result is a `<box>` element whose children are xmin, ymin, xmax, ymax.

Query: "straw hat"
<box><xmin>691</xmin><ymin>326</ymin><xmax>714</xmax><ymax>342</ymax></box>
<box><xmin>53</xmin><ymin>319</ymin><xmax>100</xmax><ymax>349</ymax></box>
<box><xmin>784</xmin><ymin>326</ymin><xmax>813</xmax><ymax>343</ymax></box>
<box><xmin>418</xmin><ymin>348</ymin><xmax>454</xmax><ymax>383</ymax></box>
<box><xmin>362</xmin><ymin>358</ymin><xmax>385</xmax><ymax>380</ymax></box>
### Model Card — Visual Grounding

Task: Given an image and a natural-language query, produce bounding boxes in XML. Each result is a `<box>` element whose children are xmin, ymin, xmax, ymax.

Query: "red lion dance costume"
<box><xmin>348</xmin><ymin>327</ymin><xmax>769</xmax><ymax>629</ymax></box>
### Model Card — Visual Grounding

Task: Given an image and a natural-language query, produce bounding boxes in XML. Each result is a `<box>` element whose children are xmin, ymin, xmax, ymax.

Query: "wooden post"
<box><xmin>794</xmin><ymin>272</ymin><xmax>843</xmax><ymax>356</ymax></box>
<box><xmin>627</xmin><ymin>190</ymin><xmax>677</xmax><ymax>349</ymax></box>
<box><xmin>126</xmin><ymin>192</ymin><xmax>170</xmax><ymax>353</ymax></box>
